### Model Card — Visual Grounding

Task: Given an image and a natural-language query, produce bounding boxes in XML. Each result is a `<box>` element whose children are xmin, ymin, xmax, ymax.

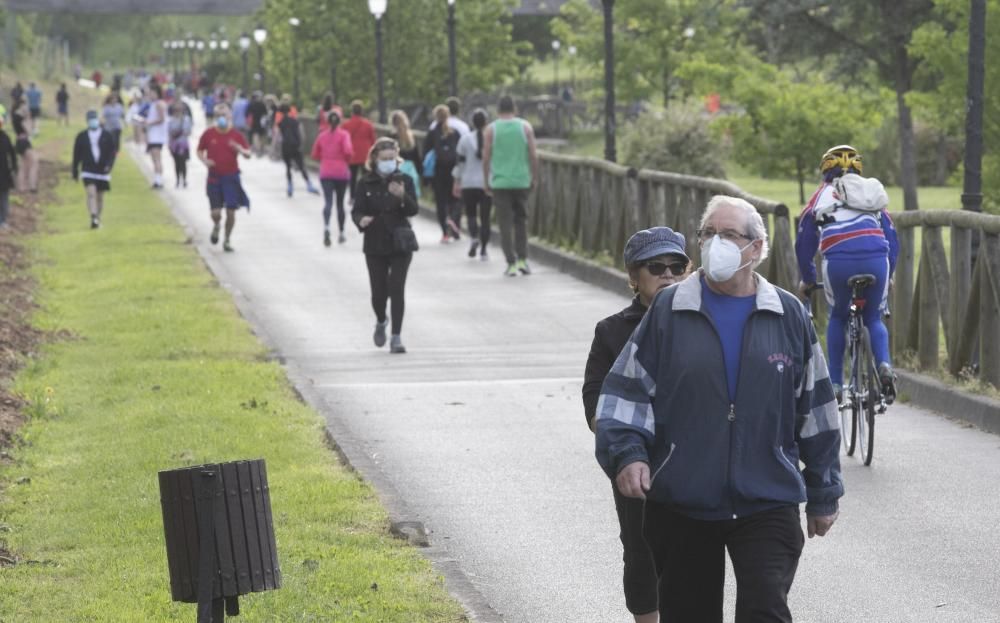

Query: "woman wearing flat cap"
<box><xmin>582</xmin><ymin>226</ymin><xmax>691</xmax><ymax>622</ymax></box>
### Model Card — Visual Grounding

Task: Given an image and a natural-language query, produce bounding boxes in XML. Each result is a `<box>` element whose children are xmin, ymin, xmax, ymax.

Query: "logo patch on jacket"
<box><xmin>768</xmin><ymin>352</ymin><xmax>793</xmax><ymax>373</ymax></box>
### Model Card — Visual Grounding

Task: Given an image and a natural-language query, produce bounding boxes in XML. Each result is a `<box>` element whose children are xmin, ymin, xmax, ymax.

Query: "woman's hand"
<box><xmin>359</xmin><ymin>215</ymin><xmax>374</xmax><ymax>228</ymax></box>
<box><xmin>387</xmin><ymin>180</ymin><xmax>405</xmax><ymax>198</ymax></box>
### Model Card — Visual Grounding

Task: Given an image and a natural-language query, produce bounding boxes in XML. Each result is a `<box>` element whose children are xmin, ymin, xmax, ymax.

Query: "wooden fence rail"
<box><xmin>299</xmin><ymin>116</ymin><xmax>1000</xmax><ymax>387</ymax></box>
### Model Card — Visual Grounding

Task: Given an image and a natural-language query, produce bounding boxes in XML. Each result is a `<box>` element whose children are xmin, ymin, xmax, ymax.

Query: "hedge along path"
<box><xmin>0</xmin><ymin>134</ymin><xmax>466</xmax><ymax>622</ymax></box>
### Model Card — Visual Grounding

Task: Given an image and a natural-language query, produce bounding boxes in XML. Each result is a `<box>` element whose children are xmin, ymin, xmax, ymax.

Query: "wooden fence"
<box><xmin>299</xmin><ymin>116</ymin><xmax>1000</xmax><ymax>387</ymax></box>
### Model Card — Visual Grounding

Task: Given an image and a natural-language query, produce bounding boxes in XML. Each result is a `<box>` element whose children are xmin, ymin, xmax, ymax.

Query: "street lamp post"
<box><xmin>447</xmin><ymin>0</ymin><xmax>457</xmax><ymax>96</ymax></box>
<box><xmin>962</xmin><ymin>0</ymin><xmax>985</xmax><ymax>216</ymax></box>
<box><xmin>602</xmin><ymin>0</ymin><xmax>616</xmax><ymax>163</ymax></box>
<box><xmin>289</xmin><ymin>17</ymin><xmax>301</xmax><ymax>104</ymax></box>
<box><xmin>551</xmin><ymin>39</ymin><xmax>560</xmax><ymax>96</ymax></box>
<box><xmin>253</xmin><ymin>25</ymin><xmax>268</xmax><ymax>93</ymax></box>
<box><xmin>568</xmin><ymin>45</ymin><xmax>577</xmax><ymax>92</ymax></box>
<box><xmin>239</xmin><ymin>33</ymin><xmax>251</xmax><ymax>94</ymax></box>
<box><xmin>368</xmin><ymin>0</ymin><xmax>388</xmax><ymax>123</ymax></box>
<box><xmin>162</xmin><ymin>40</ymin><xmax>169</xmax><ymax>68</ymax></box>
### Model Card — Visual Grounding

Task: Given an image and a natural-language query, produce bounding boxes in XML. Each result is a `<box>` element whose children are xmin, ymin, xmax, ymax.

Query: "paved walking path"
<box><xmin>127</xmin><ymin>119</ymin><xmax>1000</xmax><ymax>622</ymax></box>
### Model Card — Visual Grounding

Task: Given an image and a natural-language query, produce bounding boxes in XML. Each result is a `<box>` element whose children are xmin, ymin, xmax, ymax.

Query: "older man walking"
<box><xmin>595</xmin><ymin>195</ymin><xmax>842</xmax><ymax>623</ymax></box>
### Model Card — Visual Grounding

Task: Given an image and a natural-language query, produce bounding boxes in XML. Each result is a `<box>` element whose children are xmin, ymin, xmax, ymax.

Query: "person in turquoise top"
<box><xmin>482</xmin><ymin>95</ymin><xmax>539</xmax><ymax>277</ymax></box>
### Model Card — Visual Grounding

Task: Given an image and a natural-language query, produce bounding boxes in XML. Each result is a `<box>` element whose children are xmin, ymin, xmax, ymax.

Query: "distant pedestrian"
<box><xmin>167</xmin><ymin>102</ymin><xmax>192</xmax><ymax>188</ymax></box>
<box><xmin>453</xmin><ymin>108</ymin><xmax>492</xmax><ymax>260</ymax></box>
<box><xmin>71</xmin><ymin>110</ymin><xmax>117</xmax><ymax>229</ymax></box>
<box><xmin>583</xmin><ymin>227</ymin><xmax>691</xmax><ymax>623</ymax></box>
<box><xmin>246</xmin><ymin>92</ymin><xmax>269</xmax><ymax>156</ymax></box>
<box><xmin>202</xmin><ymin>89</ymin><xmax>216</xmax><ymax>119</ymax></box>
<box><xmin>101</xmin><ymin>92</ymin><xmax>125</xmax><ymax>151</ymax></box>
<box><xmin>142</xmin><ymin>85</ymin><xmax>168</xmax><ymax>189</ymax></box>
<box><xmin>0</xmin><ymin>119</ymin><xmax>17</xmax><ymax>231</ymax></box>
<box><xmin>56</xmin><ymin>83</ymin><xmax>70</xmax><ymax>126</ymax></box>
<box><xmin>276</xmin><ymin>99</ymin><xmax>319</xmax><ymax>198</ymax></box>
<box><xmin>429</xmin><ymin>95</ymin><xmax>470</xmax><ymax>136</ymax></box>
<box><xmin>424</xmin><ymin>104</ymin><xmax>462</xmax><ymax>243</ymax></box>
<box><xmin>316</xmin><ymin>92</ymin><xmax>343</xmax><ymax>134</ymax></box>
<box><xmin>26</xmin><ymin>83</ymin><xmax>42</xmax><ymax>135</ymax></box>
<box><xmin>341</xmin><ymin>100</ymin><xmax>376</xmax><ymax>202</ymax></box>
<box><xmin>11</xmin><ymin>100</ymin><xmax>37</xmax><ymax>194</ymax></box>
<box><xmin>351</xmin><ymin>137</ymin><xmax>419</xmax><ymax>354</ymax></box>
<box><xmin>310</xmin><ymin>110</ymin><xmax>353</xmax><ymax>246</ymax></box>
<box><xmin>197</xmin><ymin>103</ymin><xmax>252</xmax><ymax>253</ymax></box>
<box><xmin>389</xmin><ymin>109</ymin><xmax>420</xmax><ymax>173</ymax></box>
<box><xmin>10</xmin><ymin>82</ymin><xmax>23</xmax><ymax>104</ymax></box>
<box><xmin>127</xmin><ymin>95</ymin><xmax>145</xmax><ymax>145</ymax></box>
<box><xmin>482</xmin><ymin>95</ymin><xmax>539</xmax><ymax>277</ymax></box>
<box><xmin>232</xmin><ymin>90</ymin><xmax>249</xmax><ymax>137</ymax></box>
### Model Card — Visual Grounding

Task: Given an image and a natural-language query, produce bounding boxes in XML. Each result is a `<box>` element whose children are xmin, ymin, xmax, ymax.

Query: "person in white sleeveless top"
<box><xmin>142</xmin><ymin>84</ymin><xmax>168</xmax><ymax>189</ymax></box>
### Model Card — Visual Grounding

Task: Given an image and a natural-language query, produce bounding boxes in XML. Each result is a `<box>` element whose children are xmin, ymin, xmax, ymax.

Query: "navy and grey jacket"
<box><xmin>595</xmin><ymin>272</ymin><xmax>843</xmax><ymax>520</ymax></box>
<box><xmin>71</xmin><ymin>129</ymin><xmax>116</xmax><ymax>181</ymax></box>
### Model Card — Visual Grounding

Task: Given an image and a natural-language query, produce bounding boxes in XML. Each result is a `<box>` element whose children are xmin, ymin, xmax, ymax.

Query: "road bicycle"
<box><xmin>805</xmin><ymin>274</ymin><xmax>888</xmax><ymax>465</ymax></box>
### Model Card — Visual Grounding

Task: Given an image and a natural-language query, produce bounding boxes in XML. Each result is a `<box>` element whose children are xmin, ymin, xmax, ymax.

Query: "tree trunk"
<box><xmin>796</xmin><ymin>155</ymin><xmax>806</xmax><ymax>206</ymax></box>
<box><xmin>935</xmin><ymin>132</ymin><xmax>948</xmax><ymax>186</ymax></box>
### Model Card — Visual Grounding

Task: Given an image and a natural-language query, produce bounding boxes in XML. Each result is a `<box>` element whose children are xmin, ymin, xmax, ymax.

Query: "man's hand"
<box><xmin>615</xmin><ymin>462</ymin><xmax>650</xmax><ymax>499</ymax></box>
<box><xmin>387</xmin><ymin>180</ymin><xmax>404</xmax><ymax>198</ymax></box>
<box><xmin>483</xmin><ymin>182</ymin><xmax>492</xmax><ymax>197</ymax></box>
<box><xmin>359</xmin><ymin>215</ymin><xmax>374</xmax><ymax>228</ymax></box>
<box><xmin>807</xmin><ymin>511</ymin><xmax>838</xmax><ymax>538</ymax></box>
<box><xmin>202</xmin><ymin>158</ymin><xmax>216</xmax><ymax>169</ymax></box>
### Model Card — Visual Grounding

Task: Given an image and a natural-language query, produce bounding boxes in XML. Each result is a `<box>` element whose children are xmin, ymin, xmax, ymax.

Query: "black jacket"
<box><xmin>351</xmin><ymin>170</ymin><xmax>420</xmax><ymax>256</ymax></box>
<box><xmin>582</xmin><ymin>296</ymin><xmax>647</xmax><ymax>429</ymax></box>
<box><xmin>0</xmin><ymin>130</ymin><xmax>17</xmax><ymax>192</ymax></box>
<box><xmin>71</xmin><ymin>129</ymin><xmax>116</xmax><ymax>179</ymax></box>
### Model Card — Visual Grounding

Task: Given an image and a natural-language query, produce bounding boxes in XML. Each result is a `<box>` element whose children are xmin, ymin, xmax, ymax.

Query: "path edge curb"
<box><xmin>896</xmin><ymin>370</ymin><xmax>1000</xmax><ymax>435</ymax></box>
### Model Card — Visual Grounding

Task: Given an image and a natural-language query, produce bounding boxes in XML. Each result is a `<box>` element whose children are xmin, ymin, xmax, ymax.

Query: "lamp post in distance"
<box><xmin>289</xmin><ymin>17</ymin><xmax>301</xmax><ymax>104</ymax></box>
<box><xmin>551</xmin><ymin>39</ymin><xmax>561</xmax><ymax>96</ymax></box>
<box><xmin>253</xmin><ymin>25</ymin><xmax>268</xmax><ymax>93</ymax></box>
<box><xmin>601</xmin><ymin>0</ymin><xmax>616</xmax><ymax>162</ymax></box>
<box><xmin>239</xmin><ymin>33</ymin><xmax>251</xmax><ymax>94</ymax></box>
<box><xmin>368</xmin><ymin>0</ymin><xmax>388</xmax><ymax>123</ymax></box>
<box><xmin>447</xmin><ymin>0</ymin><xmax>457</xmax><ymax>97</ymax></box>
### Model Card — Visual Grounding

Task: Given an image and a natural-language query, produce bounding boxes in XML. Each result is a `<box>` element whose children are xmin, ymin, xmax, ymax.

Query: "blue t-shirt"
<box><xmin>701</xmin><ymin>277</ymin><xmax>756</xmax><ymax>401</ymax></box>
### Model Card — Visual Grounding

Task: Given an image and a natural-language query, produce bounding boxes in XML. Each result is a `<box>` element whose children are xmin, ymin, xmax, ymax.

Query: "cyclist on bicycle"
<box><xmin>796</xmin><ymin>144</ymin><xmax>899</xmax><ymax>403</ymax></box>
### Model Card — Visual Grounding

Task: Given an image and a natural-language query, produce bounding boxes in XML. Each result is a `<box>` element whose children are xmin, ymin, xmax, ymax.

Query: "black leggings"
<box><xmin>321</xmin><ymin>178</ymin><xmax>348</xmax><ymax>231</ymax></box>
<box><xmin>432</xmin><ymin>172</ymin><xmax>460</xmax><ymax>236</ymax></box>
<box><xmin>171</xmin><ymin>150</ymin><xmax>188</xmax><ymax>183</ymax></box>
<box><xmin>462</xmin><ymin>188</ymin><xmax>492</xmax><ymax>247</ymax></box>
<box><xmin>283</xmin><ymin>148</ymin><xmax>310</xmax><ymax>184</ymax></box>
<box><xmin>365</xmin><ymin>253</ymin><xmax>413</xmax><ymax>335</ymax></box>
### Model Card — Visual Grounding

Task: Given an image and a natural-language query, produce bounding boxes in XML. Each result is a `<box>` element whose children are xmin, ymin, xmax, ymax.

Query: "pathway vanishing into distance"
<box><xmin>127</xmin><ymin>117</ymin><xmax>1000</xmax><ymax>623</ymax></box>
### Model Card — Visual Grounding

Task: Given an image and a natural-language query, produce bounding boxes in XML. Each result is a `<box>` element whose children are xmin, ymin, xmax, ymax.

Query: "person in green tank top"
<box><xmin>482</xmin><ymin>95</ymin><xmax>539</xmax><ymax>277</ymax></box>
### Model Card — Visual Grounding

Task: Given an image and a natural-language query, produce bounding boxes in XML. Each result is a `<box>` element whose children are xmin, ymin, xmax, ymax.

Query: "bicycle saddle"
<box><xmin>847</xmin><ymin>274</ymin><xmax>876</xmax><ymax>289</ymax></box>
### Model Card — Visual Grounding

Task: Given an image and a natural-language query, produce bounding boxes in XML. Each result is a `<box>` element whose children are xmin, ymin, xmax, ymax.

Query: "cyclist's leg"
<box><xmin>860</xmin><ymin>256</ymin><xmax>891</xmax><ymax>369</ymax></box>
<box><xmin>823</xmin><ymin>258</ymin><xmax>852</xmax><ymax>388</ymax></box>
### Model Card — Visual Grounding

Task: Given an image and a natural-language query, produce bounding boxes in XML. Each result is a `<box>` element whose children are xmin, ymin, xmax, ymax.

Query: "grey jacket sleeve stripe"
<box><xmin>596</xmin><ymin>341</ymin><xmax>656</xmax><ymax>435</ymax></box>
<box><xmin>798</xmin><ymin>339</ymin><xmax>840</xmax><ymax>438</ymax></box>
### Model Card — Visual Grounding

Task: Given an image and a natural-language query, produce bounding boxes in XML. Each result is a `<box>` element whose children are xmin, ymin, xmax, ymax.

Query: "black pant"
<box><xmin>283</xmin><ymin>147</ymin><xmax>310</xmax><ymax>184</ymax></box>
<box><xmin>461</xmin><ymin>188</ymin><xmax>492</xmax><ymax>248</ymax></box>
<box><xmin>171</xmin><ymin>149</ymin><xmax>187</xmax><ymax>183</ymax></box>
<box><xmin>349</xmin><ymin>164</ymin><xmax>364</xmax><ymax>201</ymax></box>
<box><xmin>365</xmin><ymin>253</ymin><xmax>413</xmax><ymax>335</ymax></box>
<box><xmin>431</xmin><ymin>172</ymin><xmax>461</xmax><ymax>236</ymax></box>
<box><xmin>643</xmin><ymin>502</ymin><xmax>804</xmax><ymax>623</ymax></box>
<box><xmin>321</xmin><ymin>178</ymin><xmax>348</xmax><ymax>231</ymax></box>
<box><xmin>612</xmin><ymin>483</ymin><xmax>658</xmax><ymax>616</ymax></box>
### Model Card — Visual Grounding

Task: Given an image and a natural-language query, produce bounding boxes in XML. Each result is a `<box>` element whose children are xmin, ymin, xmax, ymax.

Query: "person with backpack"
<box><xmin>453</xmin><ymin>109</ymin><xmax>492</xmax><ymax>260</ymax></box>
<box><xmin>277</xmin><ymin>100</ymin><xmax>319</xmax><ymax>198</ymax></box>
<box><xmin>310</xmin><ymin>110</ymin><xmax>354</xmax><ymax>246</ymax></box>
<box><xmin>424</xmin><ymin>104</ymin><xmax>462</xmax><ymax>243</ymax></box>
<box><xmin>795</xmin><ymin>144</ymin><xmax>900</xmax><ymax>404</ymax></box>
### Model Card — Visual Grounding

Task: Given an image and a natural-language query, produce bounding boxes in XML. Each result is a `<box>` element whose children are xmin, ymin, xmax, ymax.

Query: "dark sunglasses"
<box><xmin>643</xmin><ymin>261</ymin><xmax>687</xmax><ymax>277</ymax></box>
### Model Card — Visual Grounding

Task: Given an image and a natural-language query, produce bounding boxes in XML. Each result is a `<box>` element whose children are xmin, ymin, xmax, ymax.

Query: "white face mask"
<box><xmin>376</xmin><ymin>159</ymin><xmax>397</xmax><ymax>176</ymax></box>
<box><xmin>702</xmin><ymin>235</ymin><xmax>754</xmax><ymax>283</ymax></box>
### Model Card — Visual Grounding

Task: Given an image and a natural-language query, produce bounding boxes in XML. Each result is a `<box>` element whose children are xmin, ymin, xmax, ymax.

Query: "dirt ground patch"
<box><xmin>1</xmin><ymin>153</ymin><xmax>63</xmax><ymax>565</ymax></box>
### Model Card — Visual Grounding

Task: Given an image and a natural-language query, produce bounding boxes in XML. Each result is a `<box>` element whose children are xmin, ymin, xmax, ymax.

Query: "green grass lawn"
<box><xmin>0</xmin><ymin>127</ymin><xmax>465</xmax><ymax>622</ymax></box>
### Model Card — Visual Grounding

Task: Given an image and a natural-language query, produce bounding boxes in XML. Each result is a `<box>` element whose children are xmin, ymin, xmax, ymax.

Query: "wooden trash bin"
<box><xmin>158</xmin><ymin>459</ymin><xmax>281</xmax><ymax>622</ymax></box>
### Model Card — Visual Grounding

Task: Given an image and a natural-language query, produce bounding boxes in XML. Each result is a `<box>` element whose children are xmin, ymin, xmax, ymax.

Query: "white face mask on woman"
<box><xmin>376</xmin><ymin>159</ymin><xmax>397</xmax><ymax>176</ymax></box>
<box><xmin>701</xmin><ymin>235</ymin><xmax>754</xmax><ymax>283</ymax></box>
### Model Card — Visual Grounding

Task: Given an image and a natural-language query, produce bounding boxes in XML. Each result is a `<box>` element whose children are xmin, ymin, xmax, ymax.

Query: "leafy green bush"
<box><xmin>620</xmin><ymin>101</ymin><xmax>728</xmax><ymax>178</ymax></box>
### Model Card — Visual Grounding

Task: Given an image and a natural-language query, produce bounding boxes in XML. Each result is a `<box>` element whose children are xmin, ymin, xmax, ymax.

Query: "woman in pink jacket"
<box><xmin>311</xmin><ymin>111</ymin><xmax>354</xmax><ymax>246</ymax></box>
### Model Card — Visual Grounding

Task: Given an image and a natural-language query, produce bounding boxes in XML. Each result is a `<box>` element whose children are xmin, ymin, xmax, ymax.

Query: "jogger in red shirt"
<box><xmin>197</xmin><ymin>103</ymin><xmax>252</xmax><ymax>252</ymax></box>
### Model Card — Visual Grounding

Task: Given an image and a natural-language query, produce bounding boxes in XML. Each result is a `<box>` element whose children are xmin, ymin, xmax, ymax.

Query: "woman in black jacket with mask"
<box><xmin>352</xmin><ymin>137</ymin><xmax>419</xmax><ymax>354</ymax></box>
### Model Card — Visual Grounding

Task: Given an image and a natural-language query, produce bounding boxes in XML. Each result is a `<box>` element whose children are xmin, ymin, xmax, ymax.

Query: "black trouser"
<box><xmin>643</xmin><ymin>502</ymin><xmax>804</xmax><ymax>623</ymax></box>
<box><xmin>365</xmin><ymin>253</ymin><xmax>412</xmax><ymax>335</ymax></box>
<box><xmin>283</xmin><ymin>147</ymin><xmax>310</xmax><ymax>184</ymax></box>
<box><xmin>461</xmin><ymin>188</ymin><xmax>492</xmax><ymax>248</ymax></box>
<box><xmin>171</xmin><ymin>149</ymin><xmax>187</xmax><ymax>183</ymax></box>
<box><xmin>432</xmin><ymin>172</ymin><xmax>460</xmax><ymax>236</ymax></box>
<box><xmin>349</xmin><ymin>164</ymin><xmax>364</xmax><ymax>201</ymax></box>
<box><xmin>321</xmin><ymin>178</ymin><xmax>349</xmax><ymax>232</ymax></box>
<box><xmin>612</xmin><ymin>483</ymin><xmax>658</xmax><ymax>616</ymax></box>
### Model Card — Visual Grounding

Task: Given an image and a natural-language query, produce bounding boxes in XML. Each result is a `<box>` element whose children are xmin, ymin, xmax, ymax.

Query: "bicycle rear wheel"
<box><xmin>857</xmin><ymin>327</ymin><xmax>877</xmax><ymax>465</ymax></box>
<box><xmin>844</xmin><ymin>330</ymin><xmax>859</xmax><ymax>456</ymax></box>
